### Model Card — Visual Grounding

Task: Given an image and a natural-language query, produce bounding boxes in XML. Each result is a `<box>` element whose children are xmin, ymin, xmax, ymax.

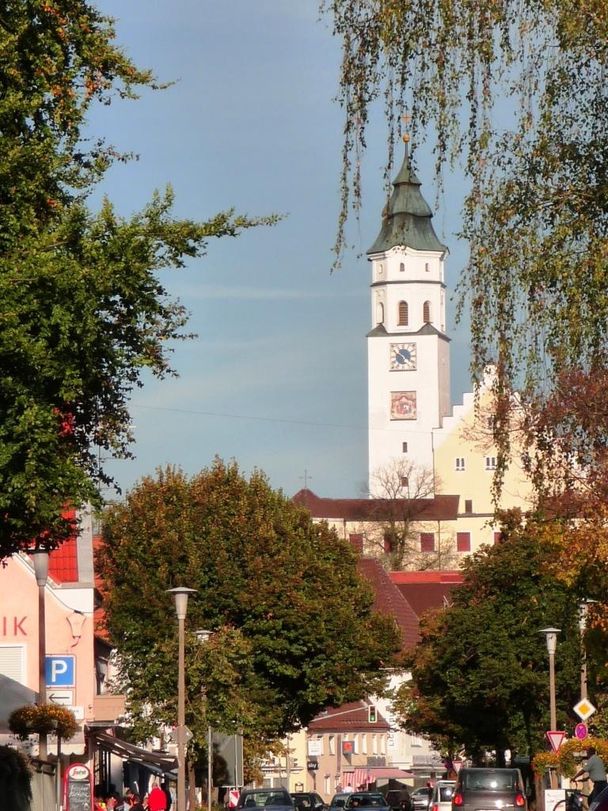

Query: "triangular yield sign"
<box><xmin>546</xmin><ymin>730</ymin><xmax>566</xmax><ymax>752</ymax></box>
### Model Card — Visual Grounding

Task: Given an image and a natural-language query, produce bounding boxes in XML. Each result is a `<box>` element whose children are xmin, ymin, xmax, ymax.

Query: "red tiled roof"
<box><xmin>92</xmin><ymin>534</ymin><xmax>112</xmax><ymax>642</ymax></box>
<box><xmin>390</xmin><ymin>571</ymin><xmax>464</xmax><ymax>619</ymax></box>
<box><xmin>47</xmin><ymin>509</ymin><xmax>79</xmax><ymax>583</ymax></box>
<box><xmin>390</xmin><ymin>571</ymin><xmax>464</xmax><ymax>584</ymax></box>
<box><xmin>48</xmin><ymin>536</ymin><xmax>79</xmax><ymax>582</ymax></box>
<box><xmin>358</xmin><ymin>558</ymin><xmax>420</xmax><ymax>649</ymax></box>
<box><xmin>309</xmin><ymin>700</ymin><xmax>390</xmax><ymax>731</ymax></box>
<box><xmin>292</xmin><ymin>489</ymin><xmax>459</xmax><ymax>522</ymax></box>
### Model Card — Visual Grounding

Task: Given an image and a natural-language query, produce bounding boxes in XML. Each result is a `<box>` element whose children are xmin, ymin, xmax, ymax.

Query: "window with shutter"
<box><xmin>457</xmin><ymin>532</ymin><xmax>471</xmax><ymax>552</ymax></box>
<box><xmin>0</xmin><ymin>645</ymin><xmax>25</xmax><ymax>684</ymax></box>
<box><xmin>420</xmin><ymin>532</ymin><xmax>435</xmax><ymax>552</ymax></box>
<box><xmin>349</xmin><ymin>533</ymin><xmax>363</xmax><ymax>553</ymax></box>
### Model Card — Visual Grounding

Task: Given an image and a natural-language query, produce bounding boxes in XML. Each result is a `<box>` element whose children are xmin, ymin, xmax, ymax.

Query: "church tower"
<box><xmin>367</xmin><ymin>138</ymin><xmax>451</xmax><ymax>491</ymax></box>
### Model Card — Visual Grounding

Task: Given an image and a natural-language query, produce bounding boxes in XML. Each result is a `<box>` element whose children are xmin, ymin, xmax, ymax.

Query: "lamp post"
<box><xmin>195</xmin><ymin>629</ymin><xmax>213</xmax><ymax>811</ymax></box>
<box><xmin>540</xmin><ymin>627</ymin><xmax>561</xmax><ymax>790</ymax></box>
<box><xmin>168</xmin><ymin>587</ymin><xmax>197</xmax><ymax>811</ymax></box>
<box><xmin>31</xmin><ymin>546</ymin><xmax>49</xmax><ymax>760</ymax></box>
<box><xmin>579</xmin><ymin>601</ymin><xmax>596</xmax><ymax>701</ymax></box>
<box><xmin>540</xmin><ymin>627</ymin><xmax>561</xmax><ymax>731</ymax></box>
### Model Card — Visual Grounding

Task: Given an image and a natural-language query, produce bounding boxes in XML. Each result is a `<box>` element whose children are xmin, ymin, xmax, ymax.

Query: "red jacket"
<box><xmin>148</xmin><ymin>787</ymin><xmax>168</xmax><ymax>811</ymax></box>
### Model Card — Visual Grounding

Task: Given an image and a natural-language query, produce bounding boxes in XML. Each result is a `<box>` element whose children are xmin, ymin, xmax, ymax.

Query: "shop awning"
<box><xmin>342</xmin><ymin>767</ymin><xmax>414</xmax><ymax>789</ymax></box>
<box><xmin>93</xmin><ymin>731</ymin><xmax>177</xmax><ymax>774</ymax></box>
<box><xmin>0</xmin><ymin>674</ymin><xmax>37</xmax><ymax>732</ymax></box>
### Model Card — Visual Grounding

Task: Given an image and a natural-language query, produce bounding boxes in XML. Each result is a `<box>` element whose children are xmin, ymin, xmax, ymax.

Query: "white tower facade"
<box><xmin>367</xmin><ymin>142</ymin><xmax>451</xmax><ymax>490</ymax></box>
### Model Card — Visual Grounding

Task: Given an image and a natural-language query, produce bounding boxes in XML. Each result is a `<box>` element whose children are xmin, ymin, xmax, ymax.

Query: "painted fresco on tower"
<box><xmin>390</xmin><ymin>391</ymin><xmax>417</xmax><ymax>420</ymax></box>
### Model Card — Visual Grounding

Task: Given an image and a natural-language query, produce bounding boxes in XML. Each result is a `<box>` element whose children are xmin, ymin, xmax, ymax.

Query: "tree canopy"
<box><xmin>97</xmin><ymin>460</ymin><xmax>401</xmax><ymax>770</ymax></box>
<box><xmin>394</xmin><ymin>512</ymin><xmax>602</xmax><ymax>762</ymax></box>
<box><xmin>0</xmin><ymin>2</ymin><xmax>276</xmax><ymax>558</ymax></box>
<box><xmin>322</xmin><ymin>0</ymin><xmax>608</xmax><ymax>476</ymax></box>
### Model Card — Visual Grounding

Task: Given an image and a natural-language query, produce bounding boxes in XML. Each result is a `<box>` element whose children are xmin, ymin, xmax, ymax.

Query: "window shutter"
<box><xmin>0</xmin><ymin>645</ymin><xmax>25</xmax><ymax>683</ymax></box>
<box><xmin>420</xmin><ymin>532</ymin><xmax>435</xmax><ymax>552</ymax></box>
<box><xmin>349</xmin><ymin>533</ymin><xmax>363</xmax><ymax>553</ymax></box>
<box><xmin>457</xmin><ymin>532</ymin><xmax>471</xmax><ymax>552</ymax></box>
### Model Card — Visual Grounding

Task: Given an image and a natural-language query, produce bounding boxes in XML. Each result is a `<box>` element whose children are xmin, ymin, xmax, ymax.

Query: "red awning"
<box><xmin>342</xmin><ymin>767</ymin><xmax>414</xmax><ymax>789</ymax></box>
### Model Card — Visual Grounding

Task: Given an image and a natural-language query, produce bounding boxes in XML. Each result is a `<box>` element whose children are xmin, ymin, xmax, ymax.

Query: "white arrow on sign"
<box><xmin>546</xmin><ymin>731</ymin><xmax>566</xmax><ymax>752</ymax></box>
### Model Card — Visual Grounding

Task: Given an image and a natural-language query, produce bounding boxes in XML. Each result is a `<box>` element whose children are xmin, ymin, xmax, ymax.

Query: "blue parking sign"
<box><xmin>45</xmin><ymin>656</ymin><xmax>75</xmax><ymax>688</ymax></box>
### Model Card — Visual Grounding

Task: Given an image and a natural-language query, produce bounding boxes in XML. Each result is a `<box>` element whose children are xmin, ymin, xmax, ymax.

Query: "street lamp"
<box><xmin>579</xmin><ymin>601</ymin><xmax>596</xmax><ymax>701</ymax></box>
<box><xmin>539</xmin><ymin>627</ymin><xmax>561</xmax><ymax>731</ymax></box>
<box><xmin>31</xmin><ymin>546</ymin><xmax>49</xmax><ymax>760</ymax></box>
<box><xmin>167</xmin><ymin>587</ymin><xmax>197</xmax><ymax>811</ymax></box>
<box><xmin>195</xmin><ymin>630</ymin><xmax>213</xmax><ymax>811</ymax></box>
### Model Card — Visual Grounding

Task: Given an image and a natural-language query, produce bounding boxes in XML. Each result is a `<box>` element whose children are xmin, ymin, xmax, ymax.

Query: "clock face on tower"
<box><xmin>390</xmin><ymin>342</ymin><xmax>417</xmax><ymax>371</ymax></box>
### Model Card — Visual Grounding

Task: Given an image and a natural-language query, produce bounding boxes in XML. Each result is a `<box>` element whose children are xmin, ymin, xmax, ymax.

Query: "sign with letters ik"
<box><xmin>45</xmin><ymin>655</ymin><xmax>75</xmax><ymax>688</ymax></box>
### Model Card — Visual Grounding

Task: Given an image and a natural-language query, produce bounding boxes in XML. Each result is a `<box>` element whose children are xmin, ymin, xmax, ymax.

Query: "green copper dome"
<box><xmin>368</xmin><ymin>141</ymin><xmax>446</xmax><ymax>254</ymax></box>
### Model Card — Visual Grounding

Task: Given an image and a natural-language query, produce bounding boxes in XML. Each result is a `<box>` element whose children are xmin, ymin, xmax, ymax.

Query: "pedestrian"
<box><xmin>130</xmin><ymin>794</ymin><xmax>145</xmax><ymax>811</ymax></box>
<box><xmin>160</xmin><ymin>781</ymin><xmax>173</xmax><ymax>811</ymax></box>
<box><xmin>574</xmin><ymin>747</ymin><xmax>607</xmax><ymax>804</ymax></box>
<box><xmin>398</xmin><ymin>787</ymin><xmax>412</xmax><ymax>811</ymax></box>
<box><xmin>149</xmin><ymin>783</ymin><xmax>168</xmax><ymax>811</ymax></box>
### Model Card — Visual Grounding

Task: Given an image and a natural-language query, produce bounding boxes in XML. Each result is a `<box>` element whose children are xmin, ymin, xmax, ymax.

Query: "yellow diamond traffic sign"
<box><xmin>573</xmin><ymin>699</ymin><xmax>596</xmax><ymax>721</ymax></box>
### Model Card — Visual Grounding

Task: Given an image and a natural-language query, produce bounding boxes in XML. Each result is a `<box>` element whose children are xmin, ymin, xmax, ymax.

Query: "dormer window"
<box><xmin>398</xmin><ymin>301</ymin><xmax>408</xmax><ymax>326</ymax></box>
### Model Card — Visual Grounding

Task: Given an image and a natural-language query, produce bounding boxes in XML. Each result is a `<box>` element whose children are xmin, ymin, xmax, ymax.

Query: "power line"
<box><xmin>132</xmin><ymin>403</ymin><xmax>366</xmax><ymax>431</ymax></box>
<box><xmin>130</xmin><ymin>402</ymin><xmax>440</xmax><ymax>435</ymax></box>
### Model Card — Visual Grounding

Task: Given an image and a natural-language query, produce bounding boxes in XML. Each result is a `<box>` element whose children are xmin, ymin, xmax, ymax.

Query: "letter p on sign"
<box><xmin>45</xmin><ymin>655</ymin><xmax>75</xmax><ymax>687</ymax></box>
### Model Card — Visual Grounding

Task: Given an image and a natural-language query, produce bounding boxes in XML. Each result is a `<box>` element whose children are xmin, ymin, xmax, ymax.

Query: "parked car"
<box><xmin>291</xmin><ymin>793</ymin><xmax>327</xmax><ymax>811</ymax></box>
<box><xmin>430</xmin><ymin>781</ymin><xmax>455</xmax><ymax>811</ymax></box>
<box><xmin>386</xmin><ymin>789</ymin><xmax>415</xmax><ymax>811</ymax></box>
<box><xmin>330</xmin><ymin>794</ymin><xmax>351</xmax><ymax>811</ymax></box>
<box><xmin>344</xmin><ymin>793</ymin><xmax>389</xmax><ymax>810</ymax></box>
<box><xmin>238</xmin><ymin>789</ymin><xmax>294</xmax><ymax>811</ymax></box>
<box><xmin>452</xmin><ymin>768</ymin><xmax>527</xmax><ymax>811</ymax></box>
<box><xmin>411</xmin><ymin>788</ymin><xmax>433</xmax><ymax>811</ymax></box>
<box><xmin>589</xmin><ymin>786</ymin><xmax>608</xmax><ymax>811</ymax></box>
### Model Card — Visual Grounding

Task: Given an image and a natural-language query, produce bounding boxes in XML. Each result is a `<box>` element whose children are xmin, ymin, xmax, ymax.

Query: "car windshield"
<box><xmin>241</xmin><ymin>793</ymin><xmax>291</xmax><ymax>808</ymax></box>
<box><xmin>436</xmin><ymin>787</ymin><xmax>454</xmax><ymax>802</ymax></box>
<box><xmin>331</xmin><ymin>799</ymin><xmax>348</xmax><ymax>808</ymax></box>
<box><xmin>462</xmin><ymin>771</ymin><xmax>518</xmax><ymax>791</ymax></box>
<box><xmin>349</xmin><ymin>795</ymin><xmax>387</xmax><ymax>807</ymax></box>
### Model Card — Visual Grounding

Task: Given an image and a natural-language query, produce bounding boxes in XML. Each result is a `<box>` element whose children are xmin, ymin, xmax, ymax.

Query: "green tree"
<box><xmin>0</xmin><ymin>2</ymin><xmax>276</xmax><ymax>558</ymax></box>
<box><xmin>97</xmin><ymin>460</ymin><xmax>401</xmax><ymax>769</ymax></box>
<box><xmin>322</xmin><ymin>0</ymin><xmax>608</xmax><ymax>484</ymax></box>
<box><xmin>393</xmin><ymin>513</ymin><xmax>588</xmax><ymax>762</ymax></box>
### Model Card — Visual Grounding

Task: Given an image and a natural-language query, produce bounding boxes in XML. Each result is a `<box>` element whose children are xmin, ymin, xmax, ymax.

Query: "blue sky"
<box><xmin>91</xmin><ymin>0</ymin><xmax>472</xmax><ymax>499</ymax></box>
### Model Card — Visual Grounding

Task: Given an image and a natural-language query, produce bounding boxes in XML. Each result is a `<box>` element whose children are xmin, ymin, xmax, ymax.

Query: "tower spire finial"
<box><xmin>401</xmin><ymin>113</ymin><xmax>411</xmax><ymax>144</ymax></box>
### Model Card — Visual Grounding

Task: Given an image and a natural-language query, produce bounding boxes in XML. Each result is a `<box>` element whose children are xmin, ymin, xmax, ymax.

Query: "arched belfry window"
<box><xmin>423</xmin><ymin>300</ymin><xmax>431</xmax><ymax>323</ymax></box>
<box><xmin>376</xmin><ymin>301</ymin><xmax>385</xmax><ymax>325</ymax></box>
<box><xmin>398</xmin><ymin>301</ymin><xmax>408</xmax><ymax>326</ymax></box>
<box><xmin>399</xmin><ymin>262</ymin><xmax>405</xmax><ymax>273</ymax></box>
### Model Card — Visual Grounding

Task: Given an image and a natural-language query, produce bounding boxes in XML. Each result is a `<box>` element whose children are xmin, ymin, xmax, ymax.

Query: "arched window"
<box><xmin>423</xmin><ymin>300</ymin><xmax>431</xmax><ymax>323</ymax></box>
<box><xmin>376</xmin><ymin>301</ymin><xmax>384</xmax><ymax>325</ymax></box>
<box><xmin>398</xmin><ymin>300</ymin><xmax>408</xmax><ymax>326</ymax></box>
<box><xmin>399</xmin><ymin>262</ymin><xmax>405</xmax><ymax>273</ymax></box>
